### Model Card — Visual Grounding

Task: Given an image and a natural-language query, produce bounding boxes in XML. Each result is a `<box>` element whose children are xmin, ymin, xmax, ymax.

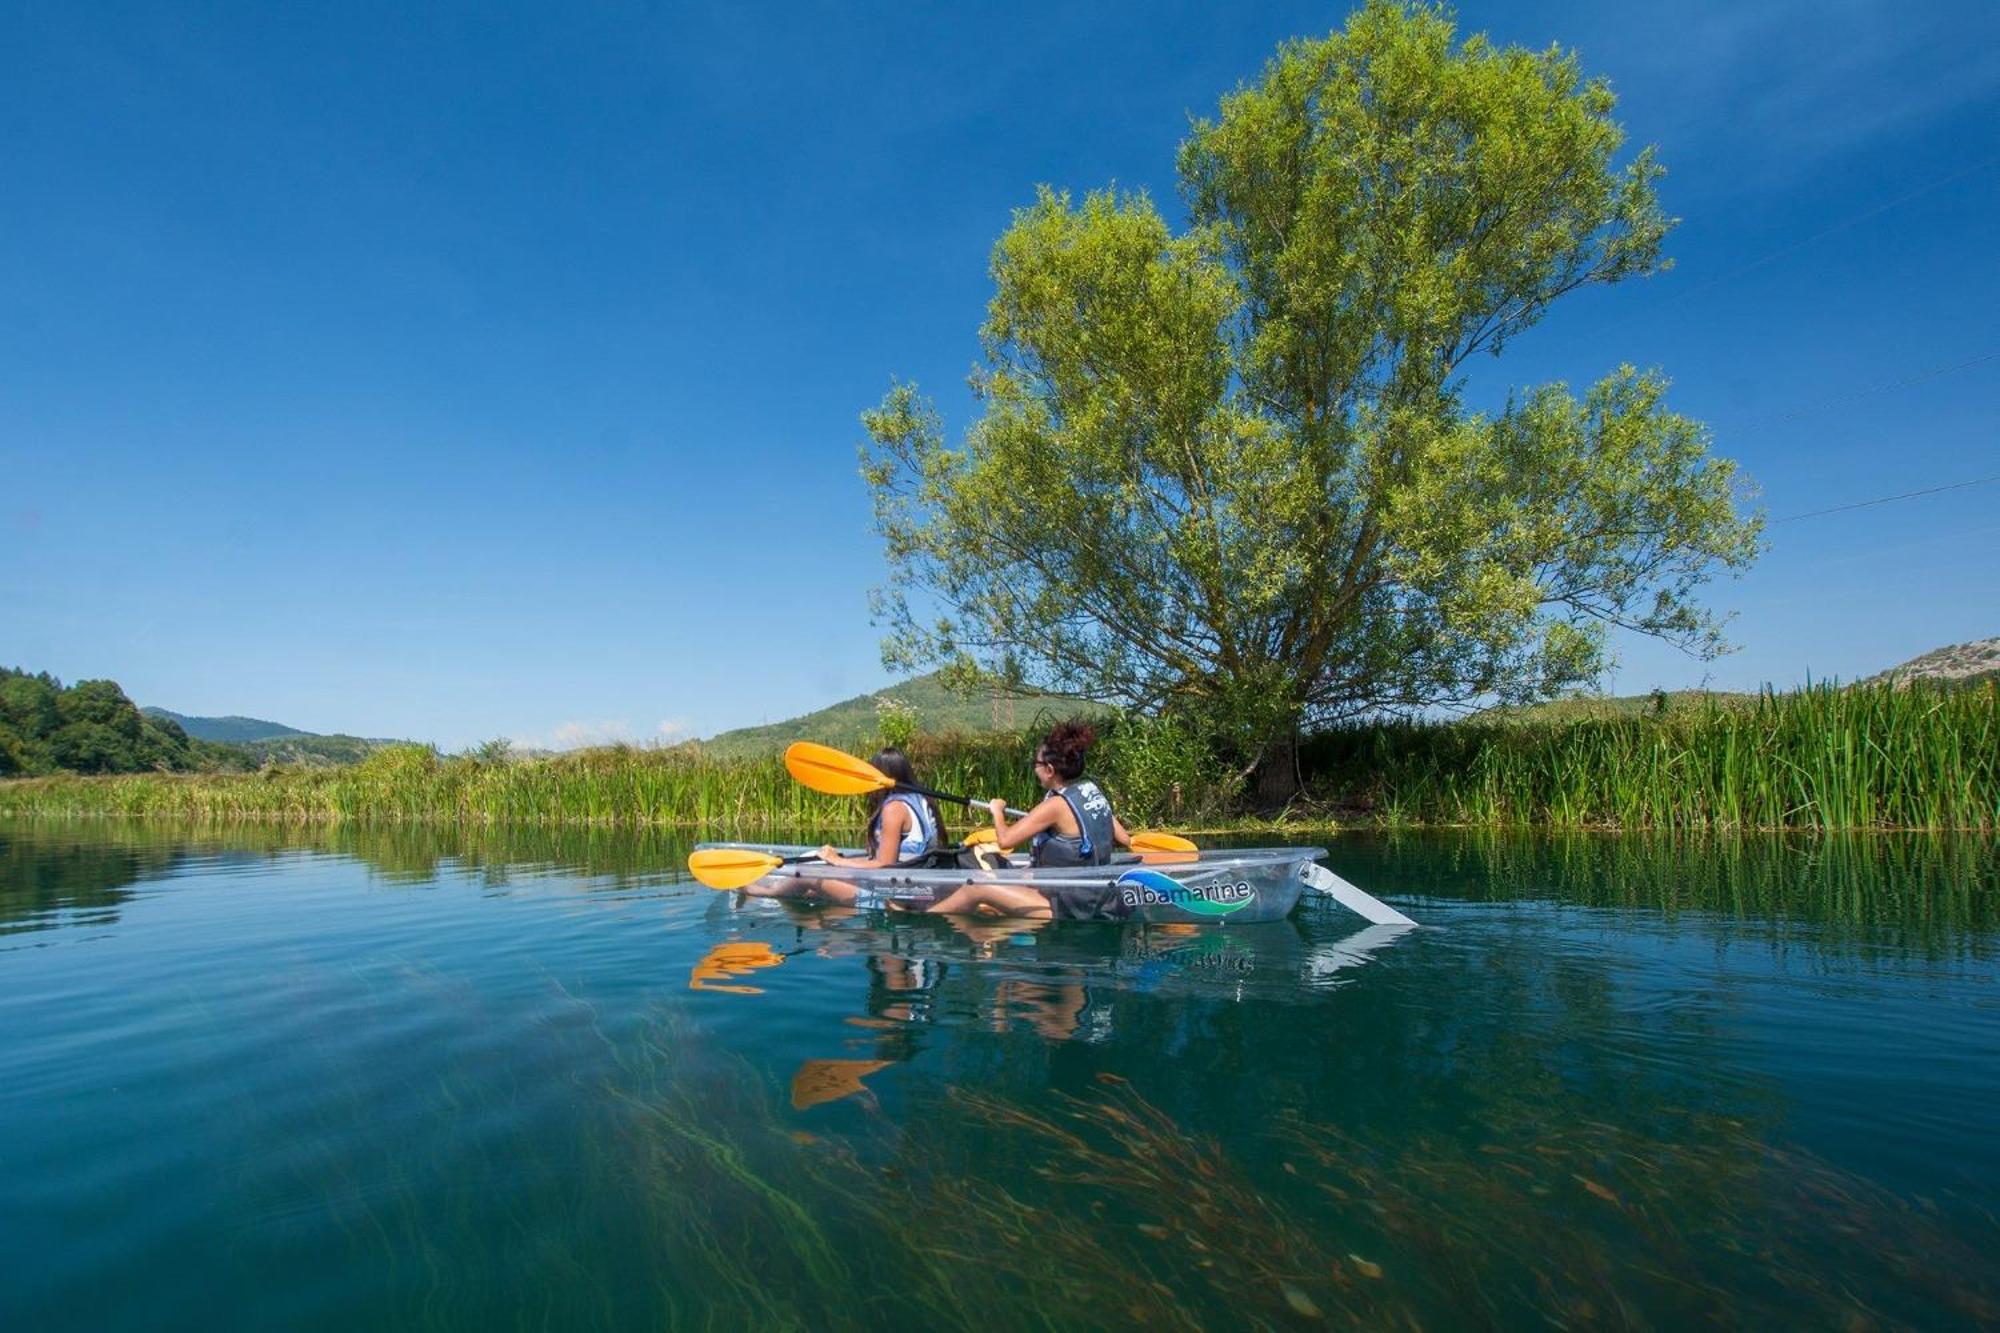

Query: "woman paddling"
<box><xmin>917</xmin><ymin>720</ymin><xmax>1134</xmax><ymax>921</ymax></box>
<box><xmin>745</xmin><ymin>748</ymin><xmax>943</xmax><ymax>906</ymax></box>
<box><xmin>814</xmin><ymin>747</ymin><xmax>945</xmax><ymax>869</ymax></box>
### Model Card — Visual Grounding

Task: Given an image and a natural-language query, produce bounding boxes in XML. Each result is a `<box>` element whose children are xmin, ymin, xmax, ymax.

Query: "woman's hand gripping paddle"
<box><xmin>959</xmin><ymin>824</ymin><xmax>1199</xmax><ymax>864</ymax></box>
<box><xmin>783</xmin><ymin>741</ymin><xmax>1028</xmax><ymax>817</ymax></box>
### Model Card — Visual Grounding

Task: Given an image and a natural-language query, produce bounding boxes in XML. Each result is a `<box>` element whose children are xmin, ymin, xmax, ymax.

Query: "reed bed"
<box><xmin>1308</xmin><ymin>680</ymin><xmax>1998</xmax><ymax>832</ymax></box>
<box><xmin>0</xmin><ymin>681</ymin><xmax>1992</xmax><ymax>831</ymax></box>
<box><xmin>0</xmin><ymin>736</ymin><xmax>1028</xmax><ymax>835</ymax></box>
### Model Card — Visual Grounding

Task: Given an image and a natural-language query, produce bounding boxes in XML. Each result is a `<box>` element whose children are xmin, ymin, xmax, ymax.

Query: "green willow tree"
<box><xmin>860</xmin><ymin>1</ymin><xmax>1762</xmax><ymax>796</ymax></box>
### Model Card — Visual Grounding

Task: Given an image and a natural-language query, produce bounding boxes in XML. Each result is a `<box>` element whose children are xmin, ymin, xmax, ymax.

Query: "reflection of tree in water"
<box><xmin>0</xmin><ymin>827</ymin><xmax>178</xmax><ymax>932</ymax></box>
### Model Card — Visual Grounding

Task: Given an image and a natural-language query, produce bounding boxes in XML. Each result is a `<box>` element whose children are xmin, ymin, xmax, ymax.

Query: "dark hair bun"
<box><xmin>1041</xmin><ymin>719</ymin><xmax>1095</xmax><ymax>781</ymax></box>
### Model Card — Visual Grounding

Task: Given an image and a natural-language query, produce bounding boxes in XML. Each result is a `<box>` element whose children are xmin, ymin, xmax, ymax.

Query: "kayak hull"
<box><xmin>695</xmin><ymin>843</ymin><xmax>1325</xmax><ymax>925</ymax></box>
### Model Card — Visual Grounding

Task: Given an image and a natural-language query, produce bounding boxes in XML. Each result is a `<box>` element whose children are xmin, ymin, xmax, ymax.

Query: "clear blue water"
<box><xmin>2</xmin><ymin>820</ymin><xmax>1996</xmax><ymax>1329</ymax></box>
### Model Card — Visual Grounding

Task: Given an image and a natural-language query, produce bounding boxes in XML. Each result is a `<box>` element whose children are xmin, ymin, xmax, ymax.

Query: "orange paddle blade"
<box><xmin>961</xmin><ymin>827</ymin><xmax>998</xmax><ymax>846</ymax></box>
<box><xmin>783</xmin><ymin>741</ymin><xmax>893</xmax><ymax>797</ymax></box>
<box><xmin>687</xmin><ymin>848</ymin><xmax>784</xmax><ymax>890</ymax></box>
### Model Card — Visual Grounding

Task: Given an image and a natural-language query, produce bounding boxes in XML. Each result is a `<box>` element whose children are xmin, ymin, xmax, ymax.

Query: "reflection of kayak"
<box><xmin>695</xmin><ymin>843</ymin><xmax>1326</xmax><ymax>925</ymax></box>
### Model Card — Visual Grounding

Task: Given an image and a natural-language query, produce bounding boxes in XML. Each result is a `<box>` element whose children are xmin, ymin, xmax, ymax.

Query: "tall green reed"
<box><xmin>1306</xmin><ymin>681</ymin><xmax>1997</xmax><ymax>832</ymax></box>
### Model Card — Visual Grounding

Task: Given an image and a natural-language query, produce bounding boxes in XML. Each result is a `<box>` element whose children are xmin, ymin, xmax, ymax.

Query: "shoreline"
<box><xmin>3</xmin><ymin>801</ymin><xmax>1995</xmax><ymax>837</ymax></box>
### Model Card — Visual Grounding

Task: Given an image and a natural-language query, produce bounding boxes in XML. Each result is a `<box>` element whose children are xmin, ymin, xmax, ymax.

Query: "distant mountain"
<box><xmin>142</xmin><ymin>708</ymin><xmax>310</xmax><ymax>743</ymax></box>
<box><xmin>700</xmin><ymin>671</ymin><xmax>1114</xmax><ymax>759</ymax></box>
<box><xmin>1864</xmin><ymin>636</ymin><xmax>2000</xmax><ymax>687</ymax></box>
<box><xmin>141</xmin><ymin>707</ymin><xmax>396</xmax><ymax>767</ymax></box>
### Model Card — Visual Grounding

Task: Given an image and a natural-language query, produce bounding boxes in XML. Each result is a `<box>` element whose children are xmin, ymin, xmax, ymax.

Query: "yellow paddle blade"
<box><xmin>966</xmin><ymin>828</ymin><xmax>1196</xmax><ymax>857</ymax></box>
<box><xmin>687</xmin><ymin>848</ymin><xmax>784</xmax><ymax>890</ymax></box>
<box><xmin>783</xmin><ymin>741</ymin><xmax>892</xmax><ymax>796</ymax></box>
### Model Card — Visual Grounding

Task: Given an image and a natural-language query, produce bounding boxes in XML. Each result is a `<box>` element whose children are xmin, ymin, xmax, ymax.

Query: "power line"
<box><xmin>1654</xmin><ymin>152</ymin><xmax>2000</xmax><ymax>312</ymax></box>
<box><xmin>1553</xmin><ymin>153</ymin><xmax>2000</xmax><ymax>345</ymax></box>
<box><xmin>1735</xmin><ymin>349</ymin><xmax>2000</xmax><ymax>429</ymax></box>
<box><xmin>1771</xmin><ymin>472</ymin><xmax>2000</xmax><ymax>523</ymax></box>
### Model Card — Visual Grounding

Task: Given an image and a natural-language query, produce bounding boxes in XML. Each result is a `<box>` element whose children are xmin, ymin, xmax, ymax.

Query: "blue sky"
<box><xmin>3</xmin><ymin>1</ymin><xmax>1996</xmax><ymax>749</ymax></box>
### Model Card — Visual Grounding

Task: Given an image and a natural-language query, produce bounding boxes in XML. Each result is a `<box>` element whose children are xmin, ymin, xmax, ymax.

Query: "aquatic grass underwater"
<box><xmin>0</xmin><ymin>681</ymin><xmax>1993</xmax><ymax>831</ymax></box>
<box><xmin>350</xmin><ymin>1008</ymin><xmax>2000</xmax><ymax>1331</ymax></box>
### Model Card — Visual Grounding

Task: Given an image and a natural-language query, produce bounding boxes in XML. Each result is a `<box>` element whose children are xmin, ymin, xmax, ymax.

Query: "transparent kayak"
<box><xmin>695</xmin><ymin>842</ymin><xmax>1328</xmax><ymax>925</ymax></box>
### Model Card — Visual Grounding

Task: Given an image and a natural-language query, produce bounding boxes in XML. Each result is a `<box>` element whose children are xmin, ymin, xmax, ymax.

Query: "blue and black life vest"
<box><xmin>869</xmin><ymin>791</ymin><xmax>941</xmax><ymax>864</ymax></box>
<box><xmin>1030</xmin><ymin>779</ymin><xmax>1116</xmax><ymax>867</ymax></box>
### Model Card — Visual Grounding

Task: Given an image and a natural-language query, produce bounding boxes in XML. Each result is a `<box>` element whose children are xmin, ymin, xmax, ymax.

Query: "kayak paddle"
<box><xmin>783</xmin><ymin>741</ymin><xmax>1029</xmax><ymax>817</ymax></box>
<box><xmin>687</xmin><ymin>847</ymin><xmax>822</xmax><ymax>890</ymax></box>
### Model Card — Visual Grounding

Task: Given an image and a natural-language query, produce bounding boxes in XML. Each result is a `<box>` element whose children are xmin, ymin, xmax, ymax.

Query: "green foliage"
<box><xmin>873</xmin><ymin>696</ymin><xmax>919</xmax><ymax>752</ymax></box>
<box><xmin>1308</xmin><ymin>680</ymin><xmax>1999</xmax><ymax>832</ymax></box>
<box><xmin>0</xmin><ymin>668</ymin><xmax>210</xmax><ymax>776</ymax></box>
<box><xmin>1095</xmin><ymin>712</ymin><xmax>1240</xmax><ymax>819</ymax></box>
<box><xmin>860</xmin><ymin>1</ymin><xmax>1761</xmax><ymax>773</ymax></box>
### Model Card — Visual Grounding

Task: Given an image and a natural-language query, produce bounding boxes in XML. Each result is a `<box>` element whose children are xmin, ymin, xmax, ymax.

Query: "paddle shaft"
<box><xmin>899</xmin><ymin>781</ymin><xmax>1029</xmax><ymax>821</ymax></box>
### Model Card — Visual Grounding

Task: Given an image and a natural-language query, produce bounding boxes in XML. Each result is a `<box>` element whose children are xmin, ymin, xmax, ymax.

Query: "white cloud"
<box><xmin>502</xmin><ymin>719</ymin><xmax>637</xmax><ymax>752</ymax></box>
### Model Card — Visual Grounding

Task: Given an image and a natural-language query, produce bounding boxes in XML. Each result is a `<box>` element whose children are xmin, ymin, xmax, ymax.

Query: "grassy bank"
<box><xmin>0</xmin><ymin>682</ymin><xmax>1993</xmax><ymax>833</ymax></box>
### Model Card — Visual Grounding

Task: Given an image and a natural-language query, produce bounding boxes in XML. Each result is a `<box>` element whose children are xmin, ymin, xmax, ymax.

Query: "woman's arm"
<box><xmin>1110</xmin><ymin>815</ymin><xmax>1133</xmax><ymax>849</ymax></box>
<box><xmin>988</xmin><ymin>793</ymin><xmax>1063</xmax><ymax>851</ymax></box>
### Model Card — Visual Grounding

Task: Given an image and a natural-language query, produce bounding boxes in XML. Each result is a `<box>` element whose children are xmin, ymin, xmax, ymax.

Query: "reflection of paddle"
<box><xmin>790</xmin><ymin>1058</ymin><xmax>892</xmax><ymax>1110</ymax></box>
<box><xmin>784</xmin><ymin>741</ymin><xmax>1029</xmax><ymax>816</ymax></box>
<box><xmin>687</xmin><ymin>847</ymin><xmax>822</xmax><ymax>890</ymax></box>
<box><xmin>688</xmin><ymin>940</ymin><xmax>789</xmax><ymax>993</ymax></box>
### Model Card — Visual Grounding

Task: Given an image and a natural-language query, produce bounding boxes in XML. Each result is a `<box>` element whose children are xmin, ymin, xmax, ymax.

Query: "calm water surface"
<box><xmin>2</xmin><ymin>819</ymin><xmax>1996</xmax><ymax>1330</ymax></box>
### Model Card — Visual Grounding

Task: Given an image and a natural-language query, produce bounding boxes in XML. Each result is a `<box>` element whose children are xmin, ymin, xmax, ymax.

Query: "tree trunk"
<box><xmin>1251</xmin><ymin>728</ymin><xmax>1302</xmax><ymax>812</ymax></box>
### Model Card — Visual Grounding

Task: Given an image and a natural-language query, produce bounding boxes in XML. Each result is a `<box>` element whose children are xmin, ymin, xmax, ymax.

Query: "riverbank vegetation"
<box><xmin>2</xmin><ymin>681</ymin><xmax>1992</xmax><ymax>833</ymax></box>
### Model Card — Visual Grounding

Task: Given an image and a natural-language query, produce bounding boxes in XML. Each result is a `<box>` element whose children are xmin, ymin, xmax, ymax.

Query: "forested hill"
<box><xmin>1</xmin><ymin>669</ymin><xmax>211</xmax><ymax>775</ymax></box>
<box><xmin>141</xmin><ymin>708</ymin><xmax>308</xmax><ymax>743</ymax></box>
<box><xmin>700</xmin><ymin>671</ymin><xmax>1113</xmax><ymax>759</ymax></box>
<box><xmin>2</xmin><ymin>670</ymin><xmax>393</xmax><ymax>775</ymax></box>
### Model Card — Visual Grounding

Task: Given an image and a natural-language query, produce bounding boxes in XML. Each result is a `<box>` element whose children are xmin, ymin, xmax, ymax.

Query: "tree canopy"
<box><xmin>0</xmin><ymin>669</ymin><xmax>213</xmax><ymax>776</ymax></box>
<box><xmin>860</xmin><ymin>1</ymin><xmax>1761</xmax><ymax>782</ymax></box>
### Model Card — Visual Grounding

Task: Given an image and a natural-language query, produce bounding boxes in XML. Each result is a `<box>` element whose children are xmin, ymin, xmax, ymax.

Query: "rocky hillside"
<box><xmin>1866</xmin><ymin>637</ymin><xmax>2000</xmax><ymax>686</ymax></box>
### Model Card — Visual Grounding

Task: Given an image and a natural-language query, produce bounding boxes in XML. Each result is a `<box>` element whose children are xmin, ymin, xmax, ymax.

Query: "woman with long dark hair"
<box><xmin>741</xmin><ymin>748</ymin><xmax>945</xmax><ymax>908</ymax></box>
<box><xmin>814</xmin><ymin>748</ymin><xmax>945</xmax><ymax>869</ymax></box>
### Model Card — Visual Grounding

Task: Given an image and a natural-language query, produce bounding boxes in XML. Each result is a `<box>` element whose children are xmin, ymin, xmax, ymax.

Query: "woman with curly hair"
<box><xmin>916</xmin><ymin>720</ymin><xmax>1134</xmax><ymax>921</ymax></box>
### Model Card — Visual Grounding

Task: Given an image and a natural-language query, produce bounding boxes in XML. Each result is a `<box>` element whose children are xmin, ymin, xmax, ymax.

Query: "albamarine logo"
<box><xmin>1116</xmin><ymin>868</ymin><xmax>1255</xmax><ymax>916</ymax></box>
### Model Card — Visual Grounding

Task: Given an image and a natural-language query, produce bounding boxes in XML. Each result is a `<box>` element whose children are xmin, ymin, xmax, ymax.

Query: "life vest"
<box><xmin>869</xmin><ymin>791</ymin><xmax>941</xmax><ymax>864</ymax></box>
<box><xmin>1030</xmin><ymin>779</ymin><xmax>1116</xmax><ymax>867</ymax></box>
